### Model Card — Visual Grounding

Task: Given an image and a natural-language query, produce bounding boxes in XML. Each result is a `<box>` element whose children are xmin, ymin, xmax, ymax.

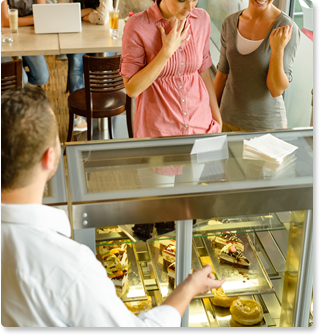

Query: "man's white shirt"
<box><xmin>1</xmin><ymin>203</ymin><xmax>181</xmax><ymax>327</ymax></box>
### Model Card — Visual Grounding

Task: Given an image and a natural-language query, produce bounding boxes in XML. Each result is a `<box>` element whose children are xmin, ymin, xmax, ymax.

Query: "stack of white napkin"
<box><xmin>243</xmin><ymin>134</ymin><xmax>298</xmax><ymax>166</ymax></box>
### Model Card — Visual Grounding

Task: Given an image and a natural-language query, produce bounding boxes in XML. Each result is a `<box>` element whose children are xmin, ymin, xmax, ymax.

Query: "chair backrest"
<box><xmin>82</xmin><ymin>54</ymin><xmax>133</xmax><ymax>138</ymax></box>
<box><xmin>83</xmin><ymin>54</ymin><xmax>124</xmax><ymax>111</ymax></box>
<box><xmin>83</xmin><ymin>54</ymin><xmax>124</xmax><ymax>91</ymax></box>
<box><xmin>1</xmin><ymin>59</ymin><xmax>23</xmax><ymax>94</ymax></box>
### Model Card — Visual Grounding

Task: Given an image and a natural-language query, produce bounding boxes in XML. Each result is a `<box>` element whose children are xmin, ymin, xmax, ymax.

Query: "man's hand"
<box><xmin>185</xmin><ymin>264</ymin><xmax>226</xmax><ymax>296</ymax></box>
<box><xmin>162</xmin><ymin>264</ymin><xmax>226</xmax><ymax>317</ymax></box>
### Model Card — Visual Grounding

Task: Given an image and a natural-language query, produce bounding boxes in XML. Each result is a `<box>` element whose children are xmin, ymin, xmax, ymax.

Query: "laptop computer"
<box><xmin>33</xmin><ymin>3</ymin><xmax>82</xmax><ymax>34</ymax></box>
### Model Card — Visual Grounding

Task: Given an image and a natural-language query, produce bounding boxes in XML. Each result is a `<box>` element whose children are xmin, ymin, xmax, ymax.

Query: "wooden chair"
<box><xmin>67</xmin><ymin>55</ymin><xmax>133</xmax><ymax>142</ymax></box>
<box><xmin>1</xmin><ymin>59</ymin><xmax>23</xmax><ymax>94</ymax></box>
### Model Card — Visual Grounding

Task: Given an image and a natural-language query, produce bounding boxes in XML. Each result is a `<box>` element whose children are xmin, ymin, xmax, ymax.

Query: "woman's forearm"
<box><xmin>124</xmin><ymin>48</ymin><xmax>171</xmax><ymax>99</ymax></box>
<box><xmin>213</xmin><ymin>71</ymin><xmax>228</xmax><ymax>106</ymax></box>
<box><xmin>81</xmin><ymin>8</ymin><xmax>96</xmax><ymax>18</ymax></box>
<box><xmin>266</xmin><ymin>49</ymin><xmax>289</xmax><ymax>97</ymax></box>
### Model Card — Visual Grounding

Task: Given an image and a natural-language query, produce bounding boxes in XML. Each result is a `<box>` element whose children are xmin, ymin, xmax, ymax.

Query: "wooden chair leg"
<box><xmin>108</xmin><ymin>117</ymin><xmax>113</xmax><ymax>139</ymax></box>
<box><xmin>67</xmin><ymin>113</ymin><xmax>75</xmax><ymax>142</ymax></box>
<box><xmin>126</xmin><ymin>95</ymin><xmax>133</xmax><ymax>138</ymax></box>
<box><xmin>87</xmin><ymin>117</ymin><xmax>93</xmax><ymax>141</ymax></box>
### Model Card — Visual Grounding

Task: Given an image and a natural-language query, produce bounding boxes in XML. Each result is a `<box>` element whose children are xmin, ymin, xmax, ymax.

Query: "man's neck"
<box><xmin>1</xmin><ymin>182</ymin><xmax>46</xmax><ymax>205</ymax></box>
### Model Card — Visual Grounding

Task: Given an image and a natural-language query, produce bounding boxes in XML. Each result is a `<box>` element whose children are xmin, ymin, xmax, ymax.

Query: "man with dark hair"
<box><xmin>1</xmin><ymin>87</ymin><xmax>225</xmax><ymax>327</ymax></box>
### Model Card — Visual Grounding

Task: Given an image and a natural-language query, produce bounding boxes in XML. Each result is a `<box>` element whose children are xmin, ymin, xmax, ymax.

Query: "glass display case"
<box><xmin>65</xmin><ymin>129</ymin><xmax>313</xmax><ymax>327</ymax></box>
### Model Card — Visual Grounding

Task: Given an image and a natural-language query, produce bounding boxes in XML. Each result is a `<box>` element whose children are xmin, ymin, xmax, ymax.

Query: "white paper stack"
<box><xmin>243</xmin><ymin>134</ymin><xmax>298</xmax><ymax>166</ymax></box>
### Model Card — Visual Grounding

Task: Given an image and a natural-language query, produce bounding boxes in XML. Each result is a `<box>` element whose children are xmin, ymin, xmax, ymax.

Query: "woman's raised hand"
<box><xmin>270</xmin><ymin>25</ymin><xmax>293</xmax><ymax>52</ymax></box>
<box><xmin>158</xmin><ymin>18</ymin><xmax>191</xmax><ymax>58</ymax></box>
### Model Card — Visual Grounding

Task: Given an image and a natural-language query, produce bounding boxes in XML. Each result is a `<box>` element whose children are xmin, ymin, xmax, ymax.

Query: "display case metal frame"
<box><xmin>43</xmin><ymin>145</ymin><xmax>68</xmax><ymax>215</ymax></box>
<box><xmin>65</xmin><ymin>128</ymin><xmax>313</xmax><ymax>327</ymax></box>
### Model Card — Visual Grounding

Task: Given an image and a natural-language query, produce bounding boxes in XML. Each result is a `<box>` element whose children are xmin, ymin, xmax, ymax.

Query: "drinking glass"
<box><xmin>8</xmin><ymin>9</ymin><xmax>18</xmax><ymax>34</ymax></box>
<box><xmin>109</xmin><ymin>9</ymin><xmax>119</xmax><ymax>34</ymax></box>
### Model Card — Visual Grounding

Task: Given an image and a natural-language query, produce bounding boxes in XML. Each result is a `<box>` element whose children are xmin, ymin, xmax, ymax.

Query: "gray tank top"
<box><xmin>217</xmin><ymin>11</ymin><xmax>300</xmax><ymax>130</ymax></box>
<box><xmin>7</xmin><ymin>0</ymin><xmax>37</xmax><ymax>17</ymax></box>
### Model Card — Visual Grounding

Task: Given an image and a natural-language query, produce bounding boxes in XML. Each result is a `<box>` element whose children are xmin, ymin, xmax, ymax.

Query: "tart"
<box><xmin>219</xmin><ymin>243</ymin><xmax>250</xmax><ymax>268</ymax></box>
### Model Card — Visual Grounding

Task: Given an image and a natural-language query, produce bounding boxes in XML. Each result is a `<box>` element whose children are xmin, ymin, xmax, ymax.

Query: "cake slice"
<box><xmin>159</xmin><ymin>239</ymin><xmax>176</xmax><ymax>255</ymax></box>
<box><xmin>163</xmin><ymin>244</ymin><xmax>176</xmax><ymax>269</ymax></box>
<box><xmin>167</xmin><ymin>262</ymin><xmax>176</xmax><ymax>286</ymax></box>
<box><xmin>102</xmin><ymin>248</ymin><xmax>128</xmax><ymax>268</ymax></box>
<box><xmin>219</xmin><ymin>243</ymin><xmax>250</xmax><ymax>268</ymax></box>
<box><xmin>167</xmin><ymin>262</ymin><xmax>193</xmax><ymax>287</ymax></box>
<box><xmin>211</xmin><ymin>232</ymin><xmax>244</xmax><ymax>252</ymax></box>
<box><xmin>110</xmin><ymin>270</ymin><xmax>129</xmax><ymax>297</ymax></box>
<box><xmin>99</xmin><ymin>241</ymin><xmax>127</xmax><ymax>255</ymax></box>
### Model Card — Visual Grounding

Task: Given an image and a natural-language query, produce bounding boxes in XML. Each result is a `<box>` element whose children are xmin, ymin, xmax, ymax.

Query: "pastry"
<box><xmin>163</xmin><ymin>244</ymin><xmax>176</xmax><ymax>269</ymax></box>
<box><xmin>132</xmin><ymin>223</ymin><xmax>154</xmax><ymax>239</ymax></box>
<box><xmin>230</xmin><ymin>299</ymin><xmax>263</xmax><ymax>326</ymax></box>
<box><xmin>101</xmin><ymin>243</ymin><xmax>130</xmax><ymax>297</ymax></box>
<box><xmin>159</xmin><ymin>239</ymin><xmax>176</xmax><ymax>255</ymax></box>
<box><xmin>102</xmin><ymin>248</ymin><xmax>128</xmax><ymax>268</ymax></box>
<box><xmin>167</xmin><ymin>262</ymin><xmax>193</xmax><ymax>287</ymax></box>
<box><xmin>112</xmin><ymin>270</ymin><xmax>129</xmax><ymax>297</ymax></box>
<box><xmin>208</xmin><ymin>219</ymin><xmax>224</xmax><ymax>225</ymax></box>
<box><xmin>211</xmin><ymin>232</ymin><xmax>244</xmax><ymax>252</ymax></box>
<box><xmin>210</xmin><ymin>287</ymin><xmax>239</xmax><ymax>308</ymax></box>
<box><xmin>99</xmin><ymin>241</ymin><xmax>127</xmax><ymax>255</ymax></box>
<box><xmin>124</xmin><ymin>296</ymin><xmax>152</xmax><ymax>316</ymax></box>
<box><xmin>167</xmin><ymin>262</ymin><xmax>176</xmax><ymax>286</ymax></box>
<box><xmin>219</xmin><ymin>243</ymin><xmax>250</xmax><ymax>268</ymax></box>
<box><xmin>98</xmin><ymin>226</ymin><xmax>122</xmax><ymax>234</ymax></box>
<box><xmin>155</xmin><ymin>221</ymin><xmax>175</xmax><ymax>235</ymax></box>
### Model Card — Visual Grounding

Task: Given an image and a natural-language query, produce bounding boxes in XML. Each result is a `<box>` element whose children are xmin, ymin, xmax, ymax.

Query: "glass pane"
<box><xmin>66</xmin><ymin>130</ymin><xmax>313</xmax><ymax>203</ymax></box>
<box><xmin>292</xmin><ymin>0</ymin><xmax>313</xmax><ymax>40</ymax></box>
<box><xmin>279</xmin><ymin>210</ymin><xmax>306</xmax><ymax>326</ymax></box>
<box><xmin>197</xmin><ymin>0</ymin><xmax>249</xmax><ymax>50</ymax></box>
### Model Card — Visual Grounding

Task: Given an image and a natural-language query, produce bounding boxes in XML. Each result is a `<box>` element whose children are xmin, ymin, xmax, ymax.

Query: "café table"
<box><xmin>1</xmin><ymin>20</ymin><xmax>125</xmax><ymax>57</ymax></box>
<box><xmin>59</xmin><ymin>20</ymin><xmax>125</xmax><ymax>54</ymax></box>
<box><xmin>1</xmin><ymin>26</ymin><xmax>60</xmax><ymax>57</ymax></box>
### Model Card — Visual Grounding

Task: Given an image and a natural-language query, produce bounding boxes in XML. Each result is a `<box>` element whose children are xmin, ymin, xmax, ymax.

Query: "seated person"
<box><xmin>1</xmin><ymin>86</ymin><xmax>225</xmax><ymax>327</ymax></box>
<box><xmin>1</xmin><ymin>0</ymin><xmax>49</xmax><ymax>87</ymax></box>
<box><xmin>67</xmin><ymin>0</ymin><xmax>115</xmax><ymax>132</ymax></box>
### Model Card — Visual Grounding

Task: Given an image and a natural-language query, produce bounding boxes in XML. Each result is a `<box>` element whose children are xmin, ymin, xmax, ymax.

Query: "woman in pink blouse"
<box><xmin>120</xmin><ymin>0</ymin><xmax>222</xmax><ymax>139</ymax></box>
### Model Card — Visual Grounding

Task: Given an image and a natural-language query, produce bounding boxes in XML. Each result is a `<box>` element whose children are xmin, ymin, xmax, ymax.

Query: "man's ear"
<box><xmin>41</xmin><ymin>147</ymin><xmax>55</xmax><ymax>171</ymax></box>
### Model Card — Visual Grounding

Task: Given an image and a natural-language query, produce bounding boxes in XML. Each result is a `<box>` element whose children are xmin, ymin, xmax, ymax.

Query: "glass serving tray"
<box><xmin>96</xmin><ymin>241</ymin><xmax>147</xmax><ymax>303</ymax></box>
<box><xmin>189</xmin><ymin>299</ymin><xmax>210</xmax><ymax>327</ymax></box>
<box><xmin>202</xmin><ymin>234</ymin><xmax>273</xmax><ymax>296</ymax></box>
<box><xmin>147</xmin><ymin>238</ymin><xmax>212</xmax><ymax>299</ymax></box>
<box><xmin>193</xmin><ymin>214</ymin><xmax>285</xmax><ymax>237</ymax></box>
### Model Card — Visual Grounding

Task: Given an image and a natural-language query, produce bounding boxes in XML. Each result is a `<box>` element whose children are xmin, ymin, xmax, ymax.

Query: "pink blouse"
<box><xmin>120</xmin><ymin>2</ymin><xmax>220</xmax><ymax>139</ymax></box>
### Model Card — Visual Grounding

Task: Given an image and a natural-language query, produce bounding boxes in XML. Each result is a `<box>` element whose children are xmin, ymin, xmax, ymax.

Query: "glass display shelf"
<box><xmin>202</xmin><ymin>233</ymin><xmax>273</xmax><ymax>296</ymax></box>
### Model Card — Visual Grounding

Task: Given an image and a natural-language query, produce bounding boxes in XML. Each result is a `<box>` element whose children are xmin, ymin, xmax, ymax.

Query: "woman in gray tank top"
<box><xmin>214</xmin><ymin>0</ymin><xmax>300</xmax><ymax>131</ymax></box>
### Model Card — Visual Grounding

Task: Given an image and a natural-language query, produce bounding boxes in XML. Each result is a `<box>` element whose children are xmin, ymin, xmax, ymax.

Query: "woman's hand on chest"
<box><xmin>158</xmin><ymin>18</ymin><xmax>191</xmax><ymax>58</ymax></box>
